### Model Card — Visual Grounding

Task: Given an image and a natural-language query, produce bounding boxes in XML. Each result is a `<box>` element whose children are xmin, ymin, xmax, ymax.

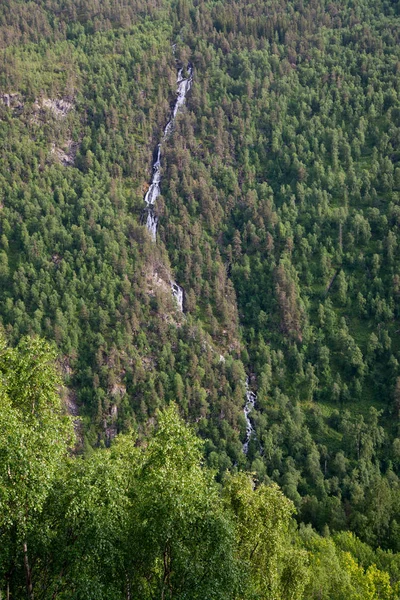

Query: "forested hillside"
<box><xmin>1</xmin><ymin>334</ymin><xmax>400</xmax><ymax>598</ymax></box>
<box><xmin>0</xmin><ymin>0</ymin><xmax>400</xmax><ymax>595</ymax></box>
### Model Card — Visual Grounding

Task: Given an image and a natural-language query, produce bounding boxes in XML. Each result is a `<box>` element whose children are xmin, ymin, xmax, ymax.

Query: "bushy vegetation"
<box><xmin>1</xmin><ymin>334</ymin><xmax>400</xmax><ymax>598</ymax></box>
<box><xmin>0</xmin><ymin>0</ymin><xmax>400</xmax><ymax>592</ymax></box>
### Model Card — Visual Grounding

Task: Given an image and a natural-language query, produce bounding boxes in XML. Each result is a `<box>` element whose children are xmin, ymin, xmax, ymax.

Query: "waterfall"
<box><xmin>141</xmin><ymin>49</ymin><xmax>258</xmax><ymax>439</ymax></box>
<box><xmin>171</xmin><ymin>281</ymin><xmax>184</xmax><ymax>312</ymax></box>
<box><xmin>243</xmin><ymin>379</ymin><xmax>256</xmax><ymax>454</ymax></box>
<box><xmin>141</xmin><ymin>49</ymin><xmax>193</xmax><ymax>311</ymax></box>
<box><xmin>163</xmin><ymin>65</ymin><xmax>193</xmax><ymax>139</ymax></box>
<box><xmin>143</xmin><ymin>62</ymin><xmax>193</xmax><ymax>241</ymax></box>
<box><xmin>144</xmin><ymin>144</ymin><xmax>161</xmax><ymax>241</ymax></box>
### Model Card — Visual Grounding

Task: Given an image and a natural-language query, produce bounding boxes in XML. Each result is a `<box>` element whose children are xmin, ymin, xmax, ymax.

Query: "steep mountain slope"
<box><xmin>0</xmin><ymin>0</ymin><xmax>400</xmax><ymax>554</ymax></box>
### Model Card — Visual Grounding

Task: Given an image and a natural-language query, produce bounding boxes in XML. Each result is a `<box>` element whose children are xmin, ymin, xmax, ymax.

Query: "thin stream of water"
<box><xmin>243</xmin><ymin>380</ymin><xmax>256</xmax><ymax>454</ymax></box>
<box><xmin>142</xmin><ymin>54</ymin><xmax>193</xmax><ymax>310</ymax></box>
<box><xmin>142</xmin><ymin>49</ymin><xmax>256</xmax><ymax>448</ymax></box>
<box><xmin>143</xmin><ymin>62</ymin><xmax>193</xmax><ymax>242</ymax></box>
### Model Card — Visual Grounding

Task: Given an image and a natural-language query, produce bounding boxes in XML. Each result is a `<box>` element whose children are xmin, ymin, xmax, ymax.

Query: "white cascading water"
<box><xmin>144</xmin><ymin>144</ymin><xmax>161</xmax><ymax>241</ymax></box>
<box><xmin>143</xmin><ymin>48</ymin><xmax>256</xmax><ymax>450</ymax></box>
<box><xmin>243</xmin><ymin>379</ymin><xmax>256</xmax><ymax>454</ymax></box>
<box><xmin>143</xmin><ymin>63</ymin><xmax>193</xmax><ymax>241</ymax></box>
<box><xmin>171</xmin><ymin>281</ymin><xmax>184</xmax><ymax>312</ymax></box>
<box><xmin>163</xmin><ymin>66</ymin><xmax>193</xmax><ymax>139</ymax></box>
<box><xmin>142</xmin><ymin>51</ymin><xmax>193</xmax><ymax>308</ymax></box>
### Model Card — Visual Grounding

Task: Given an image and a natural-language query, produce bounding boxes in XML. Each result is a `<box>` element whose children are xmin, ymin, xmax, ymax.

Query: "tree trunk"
<box><xmin>161</xmin><ymin>542</ymin><xmax>172</xmax><ymax>600</ymax></box>
<box><xmin>23</xmin><ymin>541</ymin><xmax>33</xmax><ymax>599</ymax></box>
<box><xmin>5</xmin><ymin>569</ymin><xmax>12</xmax><ymax>600</ymax></box>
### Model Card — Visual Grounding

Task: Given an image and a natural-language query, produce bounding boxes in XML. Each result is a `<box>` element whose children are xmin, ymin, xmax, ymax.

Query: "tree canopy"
<box><xmin>0</xmin><ymin>0</ymin><xmax>400</xmax><ymax>593</ymax></box>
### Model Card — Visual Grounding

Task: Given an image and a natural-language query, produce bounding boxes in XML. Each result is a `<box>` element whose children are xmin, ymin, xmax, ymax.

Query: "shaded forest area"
<box><xmin>1</xmin><ymin>335</ymin><xmax>400</xmax><ymax>599</ymax></box>
<box><xmin>0</xmin><ymin>0</ymin><xmax>400</xmax><ymax>593</ymax></box>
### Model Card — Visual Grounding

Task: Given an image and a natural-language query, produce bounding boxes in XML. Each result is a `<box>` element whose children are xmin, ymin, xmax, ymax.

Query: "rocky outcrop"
<box><xmin>51</xmin><ymin>140</ymin><xmax>79</xmax><ymax>166</ymax></box>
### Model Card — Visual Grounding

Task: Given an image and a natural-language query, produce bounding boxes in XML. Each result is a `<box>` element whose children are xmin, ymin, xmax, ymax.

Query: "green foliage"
<box><xmin>301</xmin><ymin>526</ymin><xmax>399</xmax><ymax>599</ymax></box>
<box><xmin>129</xmin><ymin>406</ymin><xmax>239</xmax><ymax>599</ymax></box>
<box><xmin>0</xmin><ymin>333</ymin><xmax>73</xmax><ymax>528</ymax></box>
<box><xmin>0</xmin><ymin>332</ymin><xmax>73</xmax><ymax>598</ymax></box>
<box><xmin>0</xmin><ymin>0</ymin><xmax>399</xmax><ymax>588</ymax></box>
<box><xmin>1</xmin><ymin>339</ymin><xmax>400</xmax><ymax>598</ymax></box>
<box><xmin>223</xmin><ymin>472</ymin><xmax>309</xmax><ymax>599</ymax></box>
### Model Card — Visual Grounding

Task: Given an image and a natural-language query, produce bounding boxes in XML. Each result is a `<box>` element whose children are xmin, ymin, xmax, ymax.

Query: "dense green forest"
<box><xmin>0</xmin><ymin>0</ymin><xmax>400</xmax><ymax>595</ymax></box>
<box><xmin>1</xmin><ymin>334</ymin><xmax>400</xmax><ymax>598</ymax></box>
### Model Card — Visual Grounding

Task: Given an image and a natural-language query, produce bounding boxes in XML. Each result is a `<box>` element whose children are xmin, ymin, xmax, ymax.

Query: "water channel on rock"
<box><xmin>143</xmin><ymin>62</ymin><xmax>193</xmax><ymax>242</ymax></box>
<box><xmin>142</xmin><ymin>49</ymin><xmax>255</xmax><ymax>451</ymax></box>
<box><xmin>142</xmin><ymin>54</ymin><xmax>193</xmax><ymax>310</ymax></box>
<box><xmin>243</xmin><ymin>379</ymin><xmax>256</xmax><ymax>454</ymax></box>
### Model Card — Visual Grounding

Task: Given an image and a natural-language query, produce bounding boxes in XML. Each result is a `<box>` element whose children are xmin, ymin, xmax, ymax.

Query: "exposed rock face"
<box><xmin>1</xmin><ymin>94</ymin><xmax>74</xmax><ymax>119</ymax></box>
<box><xmin>51</xmin><ymin>140</ymin><xmax>79</xmax><ymax>166</ymax></box>
<box><xmin>0</xmin><ymin>93</ymin><xmax>24</xmax><ymax>115</ymax></box>
<box><xmin>1</xmin><ymin>94</ymin><xmax>78</xmax><ymax>165</ymax></box>
<box><xmin>40</xmin><ymin>97</ymin><xmax>73</xmax><ymax>118</ymax></box>
<box><xmin>110</xmin><ymin>383</ymin><xmax>126</xmax><ymax>399</ymax></box>
<box><xmin>0</xmin><ymin>92</ymin><xmax>23</xmax><ymax>108</ymax></box>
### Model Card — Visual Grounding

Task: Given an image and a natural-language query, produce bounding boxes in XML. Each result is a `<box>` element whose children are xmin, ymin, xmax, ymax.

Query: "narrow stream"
<box><xmin>243</xmin><ymin>379</ymin><xmax>256</xmax><ymax>454</ymax></box>
<box><xmin>144</xmin><ymin>144</ymin><xmax>161</xmax><ymax>241</ymax></box>
<box><xmin>142</xmin><ymin>48</ymin><xmax>255</xmax><ymax>451</ymax></box>
<box><xmin>142</xmin><ymin>54</ymin><xmax>193</xmax><ymax>311</ymax></box>
<box><xmin>143</xmin><ymin>62</ymin><xmax>193</xmax><ymax>242</ymax></box>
